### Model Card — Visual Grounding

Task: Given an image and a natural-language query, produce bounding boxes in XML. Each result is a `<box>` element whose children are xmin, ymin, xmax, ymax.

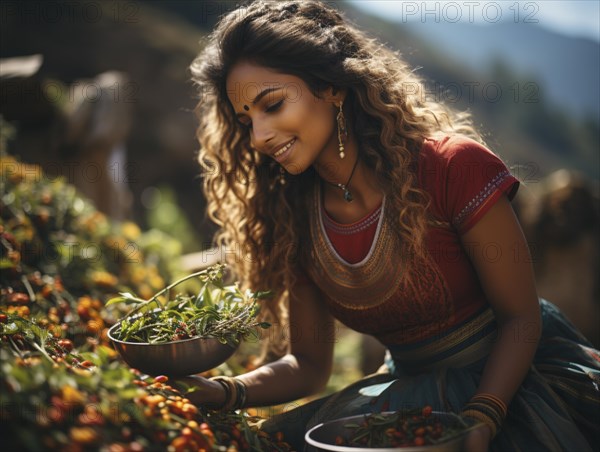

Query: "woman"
<box><xmin>181</xmin><ymin>1</ymin><xmax>600</xmax><ymax>450</ymax></box>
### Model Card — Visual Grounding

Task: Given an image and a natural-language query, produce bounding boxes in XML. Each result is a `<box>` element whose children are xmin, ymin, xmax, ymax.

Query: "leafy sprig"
<box><xmin>108</xmin><ymin>264</ymin><xmax>271</xmax><ymax>346</ymax></box>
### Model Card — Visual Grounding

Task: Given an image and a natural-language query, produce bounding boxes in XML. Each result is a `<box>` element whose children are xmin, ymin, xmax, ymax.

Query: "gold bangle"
<box><xmin>224</xmin><ymin>378</ymin><xmax>238</xmax><ymax>411</ymax></box>
<box><xmin>234</xmin><ymin>378</ymin><xmax>247</xmax><ymax>409</ymax></box>
<box><xmin>461</xmin><ymin>409</ymin><xmax>498</xmax><ymax>438</ymax></box>
<box><xmin>210</xmin><ymin>376</ymin><xmax>237</xmax><ymax>411</ymax></box>
<box><xmin>209</xmin><ymin>377</ymin><xmax>231</xmax><ymax>410</ymax></box>
<box><xmin>463</xmin><ymin>401</ymin><xmax>503</xmax><ymax>428</ymax></box>
<box><xmin>471</xmin><ymin>393</ymin><xmax>508</xmax><ymax>418</ymax></box>
<box><xmin>209</xmin><ymin>376</ymin><xmax>249</xmax><ymax>411</ymax></box>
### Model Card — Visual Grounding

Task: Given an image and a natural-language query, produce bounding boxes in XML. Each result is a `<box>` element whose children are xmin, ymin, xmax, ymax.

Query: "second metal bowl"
<box><xmin>305</xmin><ymin>411</ymin><xmax>478</xmax><ymax>452</ymax></box>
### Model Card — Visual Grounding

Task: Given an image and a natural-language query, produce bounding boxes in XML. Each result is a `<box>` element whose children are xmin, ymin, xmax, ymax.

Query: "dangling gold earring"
<box><xmin>278</xmin><ymin>166</ymin><xmax>286</xmax><ymax>185</ymax></box>
<box><xmin>336</xmin><ymin>101</ymin><xmax>347</xmax><ymax>159</ymax></box>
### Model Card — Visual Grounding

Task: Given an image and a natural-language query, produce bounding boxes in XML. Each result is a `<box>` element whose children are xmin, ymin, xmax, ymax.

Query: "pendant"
<box><xmin>343</xmin><ymin>188</ymin><xmax>353</xmax><ymax>203</ymax></box>
<box><xmin>335</xmin><ymin>183</ymin><xmax>354</xmax><ymax>203</ymax></box>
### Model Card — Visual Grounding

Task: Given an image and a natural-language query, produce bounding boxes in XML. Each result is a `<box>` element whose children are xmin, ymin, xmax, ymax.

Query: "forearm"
<box><xmin>188</xmin><ymin>283</ymin><xmax>334</xmax><ymax>409</ymax></box>
<box><xmin>232</xmin><ymin>281</ymin><xmax>334</xmax><ymax>407</ymax></box>
<box><xmin>476</xmin><ymin>308</ymin><xmax>541</xmax><ymax>405</ymax></box>
<box><xmin>183</xmin><ymin>352</ymin><xmax>330</xmax><ymax>409</ymax></box>
<box><xmin>461</xmin><ymin>197</ymin><xmax>543</xmax><ymax>407</ymax></box>
<box><xmin>236</xmin><ymin>353</ymin><xmax>331</xmax><ymax>407</ymax></box>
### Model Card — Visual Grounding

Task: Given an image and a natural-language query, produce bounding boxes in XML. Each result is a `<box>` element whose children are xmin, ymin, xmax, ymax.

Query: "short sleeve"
<box><xmin>425</xmin><ymin>136</ymin><xmax>520</xmax><ymax>234</ymax></box>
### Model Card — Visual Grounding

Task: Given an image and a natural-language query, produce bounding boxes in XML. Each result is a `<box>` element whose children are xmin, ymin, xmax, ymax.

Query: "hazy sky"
<box><xmin>350</xmin><ymin>1</ymin><xmax>600</xmax><ymax>42</ymax></box>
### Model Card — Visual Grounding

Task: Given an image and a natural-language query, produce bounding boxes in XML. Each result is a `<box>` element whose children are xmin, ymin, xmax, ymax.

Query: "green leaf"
<box><xmin>105</xmin><ymin>296</ymin><xmax>128</xmax><ymax>306</ymax></box>
<box><xmin>106</xmin><ymin>292</ymin><xmax>147</xmax><ymax>306</ymax></box>
<box><xmin>0</xmin><ymin>258</ymin><xmax>15</xmax><ymax>269</ymax></box>
<box><xmin>2</xmin><ymin>322</ymin><xmax>19</xmax><ymax>334</ymax></box>
<box><xmin>94</xmin><ymin>345</ymin><xmax>113</xmax><ymax>364</ymax></box>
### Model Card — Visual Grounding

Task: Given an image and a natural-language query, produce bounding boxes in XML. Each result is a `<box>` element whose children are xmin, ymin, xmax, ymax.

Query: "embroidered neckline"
<box><xmin>306</xmin><ymin>180</ymin><xmax>454</xmax><ymax>338</ymax></box>
<box><xmin>305</xmin><ymin>182</ymin><xmax>406</xmax><ymax>311</ymax></box>
<box><xmin>317</xmin><ymin>183</ymin><xmax>386</xmax><ymax>267</ymax></box>
<box><xmin>322</xmin><ymin>201</ymin><xmax>383</xmax><ymax>236</ymax></box>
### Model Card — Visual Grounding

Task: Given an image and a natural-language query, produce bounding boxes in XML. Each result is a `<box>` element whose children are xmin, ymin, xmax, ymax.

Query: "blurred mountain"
<box><xmin>403</xmin><ymin>20</ymin><xmax>600</xmax><ymax>122</ymax></box>
<box><xmin>339</xmin><ymin>3</ymin><xmax>599</xmax><ymax>181</ymax></box>
<box><xmin>0</xmin><ymin>0</ymin><xmax>597</xmax><ymax>244</ymax></box>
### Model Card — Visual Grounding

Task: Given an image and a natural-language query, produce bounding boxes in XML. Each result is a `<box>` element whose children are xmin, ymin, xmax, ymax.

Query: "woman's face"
<box><xmin>226</xmin><ymin>61</ymin><xmax>341</xmax><ymax>175</ymax></box>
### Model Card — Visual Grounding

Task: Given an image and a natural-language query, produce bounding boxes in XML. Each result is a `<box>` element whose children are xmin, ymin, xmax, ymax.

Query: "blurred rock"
<box><xmin>517</xmin><ymin>170</ymin><xmax>600</xmax><ymax>347</ymax></box>
<box><xmin>0</xmin><ymin>1</ymin><xmax>211</xmax><ymax>244</ymax></box>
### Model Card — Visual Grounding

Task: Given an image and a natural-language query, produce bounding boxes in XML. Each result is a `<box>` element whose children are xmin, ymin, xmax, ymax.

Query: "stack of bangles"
<box><xmin>209</xmin><ymin>376</ymin><xmax>248</xmax><ymax>411</ymax></box>
<box><xmin>460</xmin><ymin>393</ymin><xmax>508</xmax><ymax>438</ymax></box>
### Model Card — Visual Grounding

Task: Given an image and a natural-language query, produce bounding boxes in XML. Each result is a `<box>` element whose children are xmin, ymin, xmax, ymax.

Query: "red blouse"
<box><xmin>305</xmin><ymin>135</ymin><xmax>520</xmax><ymax>345</ymax></box>
<box><xmin>322</xmin><ymin>202</ymin><xmax>382</xmax><ymax>265</ymax></box>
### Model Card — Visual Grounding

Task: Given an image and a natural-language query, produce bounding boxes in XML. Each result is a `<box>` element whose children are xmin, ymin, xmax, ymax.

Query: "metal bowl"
<box><xmin>107</xmin><ymin>322</ymin><xmax>239</xmax><ymax>377</ymax></box>
<box><xmin>305</xmin><ymin>411</ymin><xmax>477</xmax><ymax>452</ymax></box>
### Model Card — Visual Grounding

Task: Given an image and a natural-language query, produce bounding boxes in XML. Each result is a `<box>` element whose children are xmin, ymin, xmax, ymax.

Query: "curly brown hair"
<box><xmin>190</xmin><ymin>0</ymin><xmax>483</xmax><ymax>360</ymax></box>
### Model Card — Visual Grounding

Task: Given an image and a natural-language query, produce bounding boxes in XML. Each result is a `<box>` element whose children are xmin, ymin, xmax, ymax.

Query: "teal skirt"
<box><xmin>261</xmin><ymin>300</ymin><xmax>600</xmax><ymax>451</ymax></box>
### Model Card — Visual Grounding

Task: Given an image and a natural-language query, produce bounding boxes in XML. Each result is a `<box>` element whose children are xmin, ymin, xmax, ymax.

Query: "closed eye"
<box><xmin>266</xmin><ymin>99</ymin><xmax>283</xmax><ymax>112</ymax></box>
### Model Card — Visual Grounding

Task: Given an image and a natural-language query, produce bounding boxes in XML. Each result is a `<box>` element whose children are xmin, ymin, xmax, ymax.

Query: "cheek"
<box><xmin>298</xmin><ymin>103</ymin><xmax>335</xmax><ymax>141</ymax></box>
<box><xmin>313</xmin><ymin>112</ymin><xmax>337</xmax><ymax>149</ymax></box>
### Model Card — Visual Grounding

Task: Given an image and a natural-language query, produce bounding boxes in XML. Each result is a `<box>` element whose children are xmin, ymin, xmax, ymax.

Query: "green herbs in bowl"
<box><xmin>305</xmin><ymin>408</ymin><xmax>480</xmax><ymax>451</ymax></box>
<box><xmin>107</xmin><ymin>264</ymin><xmax>270</xmax><ymax>376</ymax></box>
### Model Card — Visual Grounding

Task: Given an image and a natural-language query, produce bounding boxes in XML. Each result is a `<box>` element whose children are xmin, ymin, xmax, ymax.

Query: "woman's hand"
<box><xmin>168</xmin><ymin>280</ymin><xmax>336</xmax><ymax>411</ymax></box>
<box><xmin>463</xmin><ymin>424</ymin><xmax>492</xmax><ymax>452</ymax></box>
<box><xmin>173</xmin><ymin>375</ymin><xmax>226</xmax><ymax>408</ymax></box>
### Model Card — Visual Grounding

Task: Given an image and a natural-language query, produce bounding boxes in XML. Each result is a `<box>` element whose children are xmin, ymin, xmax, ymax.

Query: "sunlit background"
<box><xmin>352</xmin><ymin>0</ymin><xmax>599</xmax><ymax>123</ymax></box>
<box><xmin>355</xmin><ymin>1</ymin><xmax>600</xmax><ymax>41</ymax></box>
<box><xmin>2</xmin><ymin>1</ymin><xmax>599</xmax><ymax>348</ymax></box>
<box><xmin>2</xmin><ymin>6</ymin><xmax>599</xmax><ymax>450</ymax></box>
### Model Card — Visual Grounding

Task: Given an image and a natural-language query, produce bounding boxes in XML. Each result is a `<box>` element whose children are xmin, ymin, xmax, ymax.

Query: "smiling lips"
<box><xmin>272</xmin><ymin>138</ymin><xmax>296</xmax><ymax>161</ymax></box>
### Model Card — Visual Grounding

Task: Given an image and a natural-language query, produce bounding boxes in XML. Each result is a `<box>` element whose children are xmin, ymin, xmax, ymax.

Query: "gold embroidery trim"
<box><xmin>307</xmin><ymin>183</ymin><xmax>405</xmax><ymax>309</ymax></box>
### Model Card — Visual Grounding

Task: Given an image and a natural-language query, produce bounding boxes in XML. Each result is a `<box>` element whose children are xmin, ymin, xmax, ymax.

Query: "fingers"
<box><xmin>463</xmin><ymin>425</ymin><xmax>492</xmax><ymax>452</ymax></box>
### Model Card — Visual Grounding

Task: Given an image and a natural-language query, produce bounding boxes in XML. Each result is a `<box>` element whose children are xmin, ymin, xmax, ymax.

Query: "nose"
<box><xmin>249</xmin><ymin>119</ymin><xmax>275</xmax><ymax>153</ymax></box>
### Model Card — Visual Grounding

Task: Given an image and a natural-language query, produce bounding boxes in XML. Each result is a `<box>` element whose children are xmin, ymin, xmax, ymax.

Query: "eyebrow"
<box><xmin>235</xmin><ymin>86</ymin><xmax>282</xmax><ymax>117</ymax></box>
